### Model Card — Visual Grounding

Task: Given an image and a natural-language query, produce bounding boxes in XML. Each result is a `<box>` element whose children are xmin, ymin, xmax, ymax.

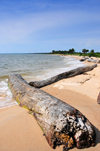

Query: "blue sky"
<box><xmin>0</xmin><ymin>0</ymin><xmax>100</xmax><ymax>53</ymax></box>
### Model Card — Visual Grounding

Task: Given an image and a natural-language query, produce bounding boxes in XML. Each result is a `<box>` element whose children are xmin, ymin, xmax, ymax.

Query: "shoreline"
<box><xmin>0</xmin><ymin>54</ymin><xmax>84</xmax><ymax>109</ymax></box>
<box><xmin>0</xmin><ymin>55</ymin><xmax>100</xmax><ymax>151</ymax></box>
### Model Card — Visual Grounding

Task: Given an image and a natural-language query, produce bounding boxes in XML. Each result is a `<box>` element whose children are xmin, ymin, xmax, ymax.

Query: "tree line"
<box><xmin>51</xmin><ymin>48</ymin><xmax>100</xmax><ymax>57</ymax></box>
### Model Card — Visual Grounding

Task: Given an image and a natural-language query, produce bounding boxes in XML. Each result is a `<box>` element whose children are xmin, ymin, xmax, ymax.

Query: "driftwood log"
<box><xmin>80</xmin><ymin>57</ymin><xmax>100</xmax><ymax>64</ymax></box>
<box><xmin>29</xmin><ymin>64</ymin><xmax>97</xmax><ymax>88</ymax></box>
<box><xmin>8</xmin><ymin>74</ymin><xmax>96</xmax><ymax>151</ymax></box>
<box><xmin>80</xmin><ymin>57</ymin><xmax>89</xmax><ymax>62</ymax></box>
<box><xmin>87</xmin><ymin>59</ymin><xmax>100</xmax><ymax>63</ymax></box>
<box><xmin>97</xmin><ymin>92</ymin><xmax>100</xmax><ymax>104</ymax></box>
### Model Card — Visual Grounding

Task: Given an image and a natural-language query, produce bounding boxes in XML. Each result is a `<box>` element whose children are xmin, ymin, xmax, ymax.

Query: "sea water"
<box><xmin>0</xmin><ymin>54</ymin><xmax>84</xmax><ymax>108</ymax></box>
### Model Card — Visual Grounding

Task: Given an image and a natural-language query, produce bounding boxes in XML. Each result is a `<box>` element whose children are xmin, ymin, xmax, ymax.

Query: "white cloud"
<box><xmin>0</xmin><ymin>9</ymin><xmax>100</xmax><ymax>44</ymax></box>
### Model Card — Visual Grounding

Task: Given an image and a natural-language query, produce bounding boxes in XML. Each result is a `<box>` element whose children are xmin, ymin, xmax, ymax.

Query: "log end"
<box><xmin>29</xmin><ymin>81</ymin><xmax>42</xmax><ymax>88</ymax></box>
<box><xmin>44</xmin><ymin>111</ymin><xmax>96</xmax><ymax>151</ymax></box>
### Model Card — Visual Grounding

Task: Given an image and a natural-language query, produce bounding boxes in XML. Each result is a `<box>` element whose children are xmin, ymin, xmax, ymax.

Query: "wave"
<box><xmin>0</xmin><ymin>79</ymin><xmax>17</xmax><ymax>109</ymax></box>
<box><xmin>0</xmin><ymin>54</ymin><xmax>84</xmax><ymax>109</ymax></box>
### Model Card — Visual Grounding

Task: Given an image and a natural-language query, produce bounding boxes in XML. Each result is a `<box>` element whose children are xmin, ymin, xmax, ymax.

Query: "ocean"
<box><xmin>0</xmin><ymin>54</ymin><xmax>84</xmax><ymax>108</ymax></box>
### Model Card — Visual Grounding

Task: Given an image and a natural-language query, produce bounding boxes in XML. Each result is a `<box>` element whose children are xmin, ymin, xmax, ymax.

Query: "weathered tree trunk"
<box><xmin>29</xmin><ymin>64</ymin><xmax>97</xmax><ymax>88</ymax></box>
<box><xmin>87</xmin><ymin>59</ymin><xmax>100</xmax><ymax>64</ymax></box>
<box><xmin>8</xmin><ymin>74</ymin><xmax>96</xmax><ymax>151</ymax></box>
<box><xmin>97</xmin><ymin>92</ymin><xmax>100</xmax><ymax>104</ymax></box>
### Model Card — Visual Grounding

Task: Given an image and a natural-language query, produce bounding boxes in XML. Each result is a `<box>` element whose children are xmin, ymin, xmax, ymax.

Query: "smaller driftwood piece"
<box><xmin>8</xmin><ymin>74</ymin><xmax>96</xmax><ymax>151</ymax></box>
<box><xmin>29</xmin><ymin>64</ymin><xmax>97</xmax><ymax>88</ymax></box>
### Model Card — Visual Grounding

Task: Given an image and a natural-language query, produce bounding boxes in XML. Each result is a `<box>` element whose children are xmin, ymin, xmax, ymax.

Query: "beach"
<box><xmin>1</xmin><ymin>0</ymin><xmax>100</xmax><ymax>150</ymax></box>
<box><xmin>0</xmin><ymin>56</ymin><xmax>100</xmax><ymax>151</ymax></box>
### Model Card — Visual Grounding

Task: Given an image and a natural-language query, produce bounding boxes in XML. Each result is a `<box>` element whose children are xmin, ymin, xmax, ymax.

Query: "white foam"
<box><xmin>0</xmin><ymin>56</ymin><xmax>84</xmax><ymax>108</ymax></box>
<box><xmin>0</xmin><ymin>79</ymin><xmax>17</xmax><ymax>109</ymax></box>
<box><xmin>35</xmin><ymin>57</ymin><xmax>85</xmax><ymax>80</ymax></box>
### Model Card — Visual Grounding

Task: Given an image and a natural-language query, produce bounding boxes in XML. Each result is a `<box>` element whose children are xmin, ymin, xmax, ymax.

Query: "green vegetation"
<box><xmin>51</xmin><ymin>49</ymin><xmax>100</xmax><ymax>58</ymax></box>
<box><xmin>82</xmin><ymin>49</ymin><xmax>89</xmax><ymax>54</ymax></box>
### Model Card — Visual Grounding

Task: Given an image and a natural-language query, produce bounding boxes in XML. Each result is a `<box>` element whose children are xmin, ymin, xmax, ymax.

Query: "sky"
<box><xmin>0</xmin><ymin>0</ymin><xmax>100</xmax><ymax>53</ymax></box>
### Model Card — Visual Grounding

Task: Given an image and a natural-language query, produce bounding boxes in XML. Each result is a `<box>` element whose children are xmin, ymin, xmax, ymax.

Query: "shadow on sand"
<box><xmin>94</xmin><ymin>126</ymin><xmax>100</xmax><ymax>145</ymax></box>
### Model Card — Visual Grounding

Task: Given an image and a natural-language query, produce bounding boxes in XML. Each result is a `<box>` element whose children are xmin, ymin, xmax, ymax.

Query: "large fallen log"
<box><xmin>8</xmin><ymin>74</ymin><xmax>96</xmax><ymax>151</ymax></box>
<box><xmin>29</xmin><ymin>64</ymin><xmax>97</xmax><ymax>88</ymax></box>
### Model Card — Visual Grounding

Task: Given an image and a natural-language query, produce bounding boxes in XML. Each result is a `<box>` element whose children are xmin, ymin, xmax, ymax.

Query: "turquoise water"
<box><xmin>0</xmin><ymin>54</ymin><xmax>84</xmax><ymax>108</ymax></box>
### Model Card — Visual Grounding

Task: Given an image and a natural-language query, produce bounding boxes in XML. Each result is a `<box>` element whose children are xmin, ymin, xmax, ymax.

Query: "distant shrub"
<box><xmin>89</xmin><ymin>52</ymin><xmax>95</xmax><ymax>57</ymax></box>
<box><xmin>90</xmin><ymin>49</ymin><xmax>95</xmax><ymax>53</ymax></box>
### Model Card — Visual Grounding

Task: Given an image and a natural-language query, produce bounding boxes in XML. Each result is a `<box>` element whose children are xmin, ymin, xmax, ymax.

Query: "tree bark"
<box><xmin>29</xmin><ymin>64</ymin><xmax>97</xmax><ymax>88</ymax></box>
<box><xmin>8</xmin><ymin>74</ymin><xmax>96</xmax><ymax>150</ymax></box>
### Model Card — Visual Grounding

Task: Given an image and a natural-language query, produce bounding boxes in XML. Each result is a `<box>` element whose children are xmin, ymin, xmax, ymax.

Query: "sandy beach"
<box><xmin>0</xmin><ymin>57</ymin><xmax>100</xmax><ymax>151</ymax></box>
<box><xmin>0</xmin><ymin>0</ymin><xmax>100</xmax><ymax>150</ymax></box>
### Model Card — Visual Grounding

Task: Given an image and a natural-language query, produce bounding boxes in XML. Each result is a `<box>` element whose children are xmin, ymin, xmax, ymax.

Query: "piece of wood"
<box><xmin>87</xmin><ymin>59</ymin><xmax>100</xmax><ymax>63</ymax></box>
<box><xmin>8</xmin><ymin>74</ymin><xmax>96</xmax><ymax>150</ymax></box>
<box><xmin>80</xmin><ymin>57</ymin><xmax>89</xmax><ymax>62</ymax></box>
<box><xmin>29</xmin><ymin>64</ymin><xmax>97</xmax><ymax>88</ymax></box>
<box><xmin>97</xmin><ymin>92</ymin><xmax>100</xmax><ymax>104</ymax></box>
